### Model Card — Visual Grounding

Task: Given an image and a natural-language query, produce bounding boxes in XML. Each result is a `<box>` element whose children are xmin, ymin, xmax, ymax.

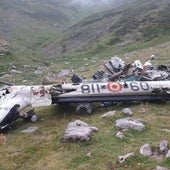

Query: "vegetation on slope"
<box><xmin>43</xmin><ymin>0</ymin><xmax>170</xmax><ymax>59</ymax></box>
<box><xmin>0</xmin><ymin>1</ymin><xmax>170</xmax><ymax>170</ymax></box>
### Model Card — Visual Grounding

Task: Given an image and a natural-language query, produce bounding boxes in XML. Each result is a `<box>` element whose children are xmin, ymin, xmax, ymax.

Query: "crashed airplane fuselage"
<box><xmin>52</xmin><ymin>81</ymin><xmax>170</xmax><ymax>103</ymax></box>
<box><xmin>0</xmin><ymin>85</ymin><xmax>52</xmax><ymax>130</ymax></box>
<box><xmin>0</xmin><ymin>81</ymin><xmax>170</xmax><ymax>130</ymax></box>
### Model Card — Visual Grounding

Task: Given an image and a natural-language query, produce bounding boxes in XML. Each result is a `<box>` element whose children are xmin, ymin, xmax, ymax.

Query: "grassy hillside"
<box><xmin>0</xmin><ymin>0</ymin><xmax>136</xmax><ymax>84</ymax></box>
<box><xmin>0</xmin><ymin>1</ymin><xmax>170</xmax><ymax>170</ymax></box>
<box><xmin>43</xmin><ymin>0</ymin><xmax>170</xmax><ymax>58</ymax></box>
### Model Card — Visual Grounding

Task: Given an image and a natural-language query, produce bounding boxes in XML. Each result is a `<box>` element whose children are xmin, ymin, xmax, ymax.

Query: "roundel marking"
<box><xmin>107</xmin><ymin>82</ymin><xmax>122</xmax><ymax>92</ymax></box>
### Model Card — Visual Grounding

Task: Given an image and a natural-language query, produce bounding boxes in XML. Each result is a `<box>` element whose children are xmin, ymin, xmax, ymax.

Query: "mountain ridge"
<box><xmin>43</xmin><ymin>0</ymin><xmax>170</xmax><ymax>58</ymax></box>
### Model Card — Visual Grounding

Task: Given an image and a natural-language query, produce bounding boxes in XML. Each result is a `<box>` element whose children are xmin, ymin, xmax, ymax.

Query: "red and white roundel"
<box><xmin>107</xmin><ymin>82</ymin><xmax>122</xmax><ymax>92</ymax></box>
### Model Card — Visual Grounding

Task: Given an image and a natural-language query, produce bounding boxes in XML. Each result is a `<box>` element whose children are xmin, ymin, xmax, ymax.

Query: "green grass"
<box><xmin>0</xmin><ymin>102</ymin><xmax>169</xmax><ymax>170</ymax></box>
<box><xmin>0</xmin><ymin>1</ymin><xmax>170</xmax><ymax>169</ymax></box>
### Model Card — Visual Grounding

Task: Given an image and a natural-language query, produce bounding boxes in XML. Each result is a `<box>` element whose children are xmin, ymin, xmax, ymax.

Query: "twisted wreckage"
<box><xmin>0</xmin><ymin>57</ymin><xmax>170</xmax><ymax>130</ymax></box>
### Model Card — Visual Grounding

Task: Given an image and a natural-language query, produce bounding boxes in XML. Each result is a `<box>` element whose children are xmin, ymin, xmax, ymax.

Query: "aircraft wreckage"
<box><xmin>0</xmin><ymin>57</ymin><xmax>170</xmax><ymax>130</ymax></box>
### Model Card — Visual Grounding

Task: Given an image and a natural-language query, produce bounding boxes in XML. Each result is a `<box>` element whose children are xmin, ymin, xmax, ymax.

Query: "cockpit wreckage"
<box><xmin>0</xmin><ymin>57</ymin><xmax>170</xmax><ymax>130</ymax></box>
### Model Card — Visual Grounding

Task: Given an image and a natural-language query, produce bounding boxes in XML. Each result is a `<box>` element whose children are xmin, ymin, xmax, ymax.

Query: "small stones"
<box><xmin>122</xmin><ymin>108</ymin><xmax>133</xmax><ymax>116</ymax></box>
<box><xmin>34</xmin><ymin>68</ymin><xmax>43</xmax><ymax>75</ymax></box>
<box><xmin>21</xmin><ymin>126</ymin><xmax>39</xmax><ymax>133</ymax></box>
<box><xmin>159</xmin><ymin>140</ymin><xmax>169</xmax><ymax>155</ymax></box>
<box><xmin>101</xmin><ymin>111</ymin><xmax>116</xmax><ymax>118</ymax></box>
<box><xmin>165</xmin><ymin>150</ymin><xmax>170</xmax><ymax>158</ymax></box>
<box><xmin>140</xmin><ymin>143</ymin><xmax>152</xmax><ymax>156</ymax></box>
<box><xmin>140</xmin><ymin>140</ymin><xmax>169</xmax><ymax>159</ymax></box>
<box><xmin>155</xmin><ymin>165</ymin><xmax>169</xmax><ymax>170</ymax></box>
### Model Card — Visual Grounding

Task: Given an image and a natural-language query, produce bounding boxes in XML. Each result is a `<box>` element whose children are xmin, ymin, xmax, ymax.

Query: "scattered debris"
<box><xmin>63</xmin><ymin>120</ymin><xmax>98</xmax><ymax>142</ymax></box>
<box><xmin>0</xmin><ymin>133</ymin><xmax>6</xmax><ymax>144</ymax></box>
<box><xmin>10</xmin><ymin>70</ymin><xmax>23</xmax><ymax>74</ymax></box>
<box><xmin>140</xmin><ymin>143</ymin><xmax>152</xmax><ymax>156</ymax></box>
<box><xmin>116</xmin><ymin>131</ymin><xmax>125</xmax><ymax>139</ymax></box>
<box><xmin>139</xmin><ymin>107</ymin><xmax>146</xmax><ymax>114</ymax></box>
<box><xmin>86</xmin><ymin>152</ymin><xmax>92</xmax><ymax>158</ymax></box>
<box><xmin>122</xmin><ymin>108</ymin><xmax>133</xmax><ymax>116</ymax></box>
<box><xmin>21</xmin><ymin>126</ymin><xmax>39</xmax><ymax>133</ymax></box>
<box><xmin>116</xmin><ymin>118</ymin><xmax>145</xmax><ymax>131</ymax></box>
<box><xmin>101</xmin><ymin>111</ymin><xmax>116</xmax><ymax>118</ymax></box>
<box><xmin>162</xmin><ymin>128</ymin><xmax>170</xmax><ymax>133</ymax></box>
<box><xmin>118</xmin><ymin>152</ymin><xmax>135</xmax><ymax>163</ymax></box>
<box><xmin>91</xmin><ymin>56</ymin><xmax>170</xmax><ymax>82</ymax></box>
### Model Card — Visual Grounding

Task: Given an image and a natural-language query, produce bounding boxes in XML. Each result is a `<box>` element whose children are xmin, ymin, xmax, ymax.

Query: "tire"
<box><xmin>76</xmin><ymin>103</ymin><xmax>93</xmax><ymax>115</ymax></box>
<box><xmin>30</xmin><ymin>114</ymin><xmax>39</xmax><ymax>122</ymax></box>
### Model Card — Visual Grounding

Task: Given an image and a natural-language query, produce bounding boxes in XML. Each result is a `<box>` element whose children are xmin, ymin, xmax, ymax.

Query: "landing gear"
<box><xmin>22</xmin><ymin>109</ymin><xmax>39</xmax><ymax>122</ymax></box>
<box><xmin>76</xmin><ymin>103</ymin><xmax>93</xmax><ymax>115</ymax></box>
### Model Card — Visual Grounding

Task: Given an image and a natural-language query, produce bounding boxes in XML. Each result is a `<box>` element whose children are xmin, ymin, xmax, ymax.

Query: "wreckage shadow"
<box><xmin>54</xmin><ymin>103</ymin><xmax>76</xmax><ymax>117</ymax></box>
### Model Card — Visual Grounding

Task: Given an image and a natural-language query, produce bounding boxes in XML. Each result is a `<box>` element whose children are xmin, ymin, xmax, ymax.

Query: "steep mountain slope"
<box><xmin>43</xmin><ymin>0</ymin><xmax>170</xmax><ymax>58</ymax></box>
<box><xmin>0</xmin><ymin>0</ymin><xmax>132</xmax><ymax>39</ymax></box>
<box><xmin>0</xmin><ymin>0</ymin><xmax>136</xmax><ymax>67</ymax></box>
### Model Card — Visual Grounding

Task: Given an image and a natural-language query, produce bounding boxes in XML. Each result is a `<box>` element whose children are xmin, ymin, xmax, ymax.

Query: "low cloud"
<box><xmin>70</xmin><ymin>0</ymin><xmax>114</xmax><ymax>6</ymax></box>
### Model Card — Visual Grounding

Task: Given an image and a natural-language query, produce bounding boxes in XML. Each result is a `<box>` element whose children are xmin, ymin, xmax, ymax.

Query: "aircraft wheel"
<box><xmin>23</xmin><ymin>109</ymin><xmax>39</xmax><ymax>122</ymax></box>
<box><xmin>30</xmin><ymin>114</ymin><xmax>39</xmax><ymax>122</ymax></box>
<box><xmin>76</xmin><ymin>103</ymin><xmax>93</xmax><ymax>115</ymax></box>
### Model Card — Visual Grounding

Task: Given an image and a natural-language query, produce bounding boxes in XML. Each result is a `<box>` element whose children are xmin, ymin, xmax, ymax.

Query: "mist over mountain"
<box><xmin>0</xmin><ymin>0</ymin><xmax>131</xmax><ymax>41</ymax></box>
<box><xmin>69</xmin><ymin>0</ymin><xmax>132</xmax><ymax>10</ymax></box>
<box><xmin>71</xmin><ymin>0</ymin><xmax>114</xmax><ymax>6</ymax></box>
<box><xmin>44</xmin><ymin>0</ymin><xmax>170</xmax><ymax>58</ymax></box>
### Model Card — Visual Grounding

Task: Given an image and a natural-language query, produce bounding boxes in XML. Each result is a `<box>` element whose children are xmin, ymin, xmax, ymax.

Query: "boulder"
<box><xmin>116</xmin><ymin>118</ymin><xmax>145</xmax><ymax>131</ymax></box>
<box><xmin>63</xmin><ymin>120</ymin><xmax>98</xmax><ymax>142</ymax></box>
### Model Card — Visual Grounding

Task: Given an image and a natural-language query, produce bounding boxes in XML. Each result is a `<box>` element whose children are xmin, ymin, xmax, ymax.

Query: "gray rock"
<box><xmin>63</xmin><ymin>120</ymin><xmax>98</xmax><ymax>142</ymax></box>
<box><xmin>165</xmin><ymin>150</ymin><xmax>170</xmax><ymax>158</ymax></box>
<box><xmin>21</xmin><ymin>126</ymin><xmax>39</xmax><ymax>133</ymax></box>
<box><xmin>116</xmin><ymin>118</ymin><xmax>145</xmax><ymax>131</ymax></box>
<box><xmin>159</xmin><ymin>140</ymin><xmax>169</xmax><ymax>155</ymax></box>
<box><xmin>101</xmin><ymin>111</ymin><xmax>116</xmax><ymax>118</ymax></box>
<box><xmin>140</xmin><ymin>143</ymin><xmax>152</xmax><ymax>156</ymax></box>
<box><xmin>122</xmin><ymin>108</ymin><xmax>133</xmax><ymax>116</ymax></box>
<box><xmin>57</xmin><ymin>69</ymin><xmax>70</xmax><ymax>78</ymax></box>
<box><xmin>156</xmin><ymin>165</ymin><xmax>169</xmax><ymax>170</ymax></box>
<box><xmin>34</xmin><ymin>68</ymin><xmax>43</xmax><ymax>75</ymax></box>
